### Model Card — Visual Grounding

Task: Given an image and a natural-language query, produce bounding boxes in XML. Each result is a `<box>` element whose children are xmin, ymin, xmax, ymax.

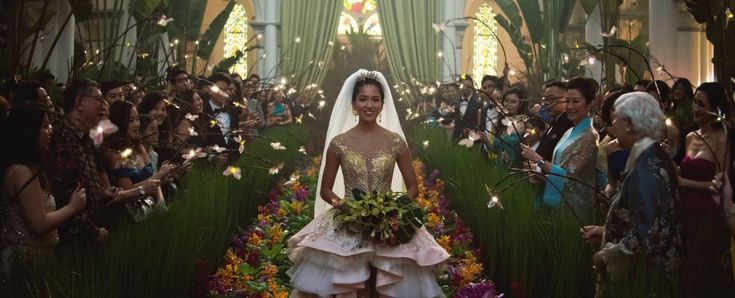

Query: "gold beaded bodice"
<box><xmin>329</xmin><ymin>132</ymin><xmax>407</xmax><ymax>199</ymax></box>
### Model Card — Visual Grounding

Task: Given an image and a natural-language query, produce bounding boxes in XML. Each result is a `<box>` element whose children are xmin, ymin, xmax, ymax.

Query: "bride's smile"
<box><xmin>353</xmin><ymin>84</ymin><xmax>384</xmax><ymax>123</ymax></box>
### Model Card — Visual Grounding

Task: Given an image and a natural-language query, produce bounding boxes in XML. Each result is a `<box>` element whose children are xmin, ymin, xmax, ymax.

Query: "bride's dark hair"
<box><xmin>352</xmin><ymin>76</ymin><xmax>385</xmax><ymax>102</ymax></box>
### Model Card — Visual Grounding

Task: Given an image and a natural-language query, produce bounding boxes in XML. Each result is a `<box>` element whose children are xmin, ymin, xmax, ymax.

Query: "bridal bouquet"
<box><xmin>333</xmin><ymin>189</ymin><xmax>426</xmax><ymax>246</ymax></box>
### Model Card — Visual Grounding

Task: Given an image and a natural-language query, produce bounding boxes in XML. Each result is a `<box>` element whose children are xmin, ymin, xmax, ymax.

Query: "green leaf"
<box><xmin>68</xmin><ymin>0</ymin><xmax>93</xmax><ymax>23</ymax></box>
<box><xmin>196</xmin><ymin>0</ymin><xmax>236</xmax><ymax>60</ymax></box>
<box><xmin>558</xmin><ymin>0</ymin><xmax>576</xmax><ymax>33</ymax></box>
<box><xmin>132</xmin><ymin>0</ymin><xmax>169</xmax><ymax>20</ymax></box>
<box><xmin>166</xmin><ymin>0</ymin><xmax>208</xmax><ymax>41</ymax></box>
<box><xmin>212</xmin><ymin>50</ymin><xmax>243</xmax><ymax>73</ymax></box>
<box><xmin>517</xmin><ymin>0</ymin><xmax>542</xmax><ymax>44</ymax></box>
<box><xmin>579</xmin><ymin>0</ymin><xmax>598</xmax><ymax>15</ymax></box>
<box><xmin>494</xmin><ymin>0</ymin><xmax>523</xmax><ymax>28</ymax></box>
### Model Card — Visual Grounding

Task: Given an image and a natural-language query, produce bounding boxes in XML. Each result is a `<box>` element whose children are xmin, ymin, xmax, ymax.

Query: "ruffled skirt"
<box><xmin>287</xmin><ymin>209</ymin><xmax>450</xmax><ymax>297</ymax></box>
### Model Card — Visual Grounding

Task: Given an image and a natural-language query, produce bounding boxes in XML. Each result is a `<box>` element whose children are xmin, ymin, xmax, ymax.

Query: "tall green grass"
<box><xmin>4</xmin><ymin>126</ymin><xmax>309</xmax><ymax>297</ymax></box>
<box><xmin>410</xmin><ymin>127</ymin><xmax>597</xmax><ymax>297</ymax></box>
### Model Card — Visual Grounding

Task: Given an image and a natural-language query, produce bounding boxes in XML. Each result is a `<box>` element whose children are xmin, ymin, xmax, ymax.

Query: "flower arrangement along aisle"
<box><xmin>205</xmin><ymin>158</ymin><xmax>501</xmax><ymax>297</ymax></box>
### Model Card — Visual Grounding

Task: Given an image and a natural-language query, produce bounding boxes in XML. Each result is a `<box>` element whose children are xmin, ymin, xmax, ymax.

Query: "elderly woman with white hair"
<box><xmin>581</xmin><ymin>92</ymin><xmax>682</xmax><ymax>296</ymax></box>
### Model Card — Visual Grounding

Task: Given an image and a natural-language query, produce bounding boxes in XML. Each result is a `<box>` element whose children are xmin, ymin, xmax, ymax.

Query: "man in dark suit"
<box><xmin>535</xmin><ymin>80</ymin><xmax>572</xmax><ymax>161</ymax></box>
<box><xmin>202</xmin><ymin>73</ymin><xmax>240</xmax><ymax>149</ymax></box>
<box><xmin>452</xmin><ymin>74</ymin><xmax>482</xmax><ymax>140</ymax></box>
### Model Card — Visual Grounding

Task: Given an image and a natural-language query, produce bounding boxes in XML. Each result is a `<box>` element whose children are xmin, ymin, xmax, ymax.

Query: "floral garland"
<box><xmin>205</xmin><ymin>157</ymin><xmax>500</xmax><ymax>297</ymax></box>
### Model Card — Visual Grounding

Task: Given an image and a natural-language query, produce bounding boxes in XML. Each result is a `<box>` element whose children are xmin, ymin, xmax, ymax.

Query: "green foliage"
<box><xmin>166</xmin><ymin>0</ymin><xmax>208</xmax><ymax>41</ymax></box>
<box><xmin>69</xmin><ymin>0</ymin><xmax>94</xmax><ymax>22</ymax></box>
<box><xmin>132</xmin><ymin>0</ymin><xmax>169</xmax><ymax>20</ymax></box>
<box><xmin>493</xmin><ymin>0</ymin><xmax>577</xmax><ymax>94</ymax></box>
<box><xmin>196</xmin><ymin>0</ymin><xmax>236</xmax><ymax>61</ymax></box>
<box><xmin>4</xmin><ymin>126</ymin><xmax>310</xmax><ymax>297</ymax></box>
<box><xmin>213</xmin><ymin>50</ymin><xmax>244</xmax><ymax>74</ymax></box>
<box><xmin>684</xmin><ymin>0</ymin><xmax>735</xmax><ymax>94</ymax></box>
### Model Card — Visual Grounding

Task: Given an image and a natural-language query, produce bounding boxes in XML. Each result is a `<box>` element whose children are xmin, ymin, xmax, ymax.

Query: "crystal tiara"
<box><xmin>356</xmin><ymin>71</ymin><xmax>380</xmax><ymax>83</ymax></box>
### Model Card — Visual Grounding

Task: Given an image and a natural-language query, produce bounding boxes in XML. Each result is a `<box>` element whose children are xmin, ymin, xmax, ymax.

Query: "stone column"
<box><xmin>251</xmin><ymin>0</ymin><xmax>280</xmax><ymax>83</ymax></box>
<box><xmin>440</xmin><ymin>0</ymin><xmax>466</xmax><ymax>82</ymax></box>
<box><xmin>648</xmin><ymin>0</ymin><xmax>678</xmax><ymax>83</ymax></box>
<box><xmin>440</xmin><ymin>0</ymin><xmax>457</xmax><ymax>82</ymax></box>
<box><xmin>584</xmin><ymin>5</ymin><xmax>603</xmax><ymax>83</ymax></box>
<box><xmin>22</xmin><ymin>0</ymin><xmax>77</xmax><ymax>82</ymax></box>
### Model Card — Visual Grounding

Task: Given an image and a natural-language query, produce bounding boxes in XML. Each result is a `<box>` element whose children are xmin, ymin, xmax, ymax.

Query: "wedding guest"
<box><xmin>534</xmin><ymin>81</ymin><xmax>572</xmax><ymax>162</ymax></box>
<box><xmin>494</xmin><ymin>87</ymin><xmax>528</xmax><ymax>168</ymax></box>
<box><xmin>0</xmin><ymin>105</ymin><xmax>86</xmax><ymax>275</ymax></box>
<box><xmin>678</xmin><ymin>82</ymin><xmax>733</xmax><ymax>296</ymax></box>
<box><xmin>138</xmin><ymin>91</ymin><xmax>174</xmax><ymax>165</ymax></box>
<box><xmin>521</xmin><ymin>77</ymin><xmax>599</xmax><ymax>218</ymax></box>
<box><xmin>599</xmin><ymin>90</ymin><xmax>631</xmax><ymax>197</ymax></box>
<box><xmin>670</xmin><ymin>78</ymin><xmax>695</xmax><ymax>129</ymax></box>
<box><xmin>634</xmin><ymin>79</ymin><xmax>651</xmax><ymax>92</ymax></box>
<box><xmin>436</xmin><ymin>83</ymin><xmax>458</xmax><ymax>139</ymax></box>
<box><xmin>171</xmin><ymin>89</ymin><xmax>205</xmax><ymax>146</ymax></box>
<box><xmin>101</xmin><ymin>81</ymin><xmax>125</xmax><ymax>105</ymax></box>
<box><xmin>46</xmin><ymin>79</ymin><xmax>114</xmax><ymax>246</ymax></box>
<box><xmin>477</xmin><ymin>75</ymin><xmax>501</xmax><ymax>134</ymax></box>
<box><xmin>202</xmin><ymin>78</ymin><xmax>239</xmax><ymax>149</ymax></box>
<box><xmin>452</xmin><ymin>74</ymin><xmax>482</xmax><ymax>140</ymax></box>
<box><xmin>167</xmin><ymin>68</ymin><xmax>192</xmax><ymax>97</ymax></box>
<box><xmin>523</xmin><ymin>116</ymin><xmax>546</xmax><ymax>151</ymax></box>
<box><xmin>103</xmin><ymin>101</ymin><xmax>172</xmax><ymax>225</ymax></box>
<box><xmin>266</xmin><ymin>89</ymin><xmax>292</xmax><ymax>127</ymax></box>
<box><xmin>582</xmin><ymin>92</ymin><xmax>682</xmax><ymax>296</ymax></box>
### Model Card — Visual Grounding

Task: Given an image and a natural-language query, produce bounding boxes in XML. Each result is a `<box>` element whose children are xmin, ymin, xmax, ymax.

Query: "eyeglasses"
<box><xmin>83</xmin><ymin>95</ymin><xmax>104</xmax><ymax>103</ymax></box>
<box><xmin>541</xmin><ymin>96</ymin><xmax>562</xmax><ymax>103</ymax></box>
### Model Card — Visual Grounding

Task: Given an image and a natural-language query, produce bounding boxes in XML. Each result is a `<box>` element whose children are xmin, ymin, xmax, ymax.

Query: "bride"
<box><xmin>287</xmin><ymin>70</ymin><xmax>449</xmax><ymax>297</ymax></box>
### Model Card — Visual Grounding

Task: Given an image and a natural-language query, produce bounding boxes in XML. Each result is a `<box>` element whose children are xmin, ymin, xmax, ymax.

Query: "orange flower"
<box><xmin>249</xmin><ymin>232</ymin><xmax>263</xmax><ymax>246</ymax></box>
<box><xmin>437</xmin><ymin>235</ymin><xmax>452</xmax><ymax>252</ymax></box>
<box><xmin>266</xmin><ymin>225</ymin><xmax>284</xmax><ymax>243</ymax></box>
<box><xmin>426</xmin><ymin>213</ymin><xmax>442</xmax><ymax>229</ymax></box>
<box><xmin>457</xmin><ymin>252</ymin><xmax>484</xmax><ymax>288</ymax></box>
<box><xmin>262</xmin><ymin>262</ymin><xmax>278</xmax><ymax>278</ymax></box>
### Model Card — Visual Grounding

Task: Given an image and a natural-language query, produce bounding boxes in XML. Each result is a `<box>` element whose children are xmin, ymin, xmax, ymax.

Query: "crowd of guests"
<box><xmin>0</xmin><ymin>69</ymin><xmax>313</xmax><ymax>280</ymax></box>
<box><xmin>420</xmin><ymin>73</ymin><xmax>734</xmax><ymax>295</ymax></box>
<box><xmin>2</xmin><ymin>64</ymin><xmax>734</xmax><ymax>295</ymax></box>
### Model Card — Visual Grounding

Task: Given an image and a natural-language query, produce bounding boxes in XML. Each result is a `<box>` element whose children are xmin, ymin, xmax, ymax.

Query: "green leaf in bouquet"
<box><xmin>395</xmin><ymin>223</ymin><xmax>416</xmax><ymax>244</ymax></box>
<box><xmin>352</xmin><ymin>188</ymin><xmax>366</xmax><ymax>200</ymax></box>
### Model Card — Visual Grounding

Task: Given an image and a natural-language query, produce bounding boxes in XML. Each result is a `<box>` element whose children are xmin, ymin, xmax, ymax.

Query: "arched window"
<box><xmin>338</xmin><ymin>0</ymin><xmax>381</xmax><ymax>35</ymax></box>
<box><xmin>473</xmin><ymin>3</ymin><xmax>498</xmax><ymax>80</ymax></box>
<box><xmin>223</xmin><ymin>3</ymin><xmax>248</xmax><ymax>76</ymax></box>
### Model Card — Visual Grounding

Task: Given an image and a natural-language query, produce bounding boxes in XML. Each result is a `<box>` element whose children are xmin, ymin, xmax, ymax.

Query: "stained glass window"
<box><xmin>338</xmin><ymin>0</ymin><xmax>381</xmax><ymax>35</ymax></box>
<box><xmin>473</xmin><ymin>3</ymin><xmax>498</xmax><ymax>79</ymax></box>
<box><xmin>338</xmin><ymin>12</ymin><xmax>360</xmax><ymax>34</ymax></box>
<box><xmin>224</xmin><ymin>3</ymin><xmax>248</xmax><ymax>76</ymax></box>
<box><xmin>363</xmin><ymin>13</ymin><xmax>381</xmax><ymax>35</ymax></box>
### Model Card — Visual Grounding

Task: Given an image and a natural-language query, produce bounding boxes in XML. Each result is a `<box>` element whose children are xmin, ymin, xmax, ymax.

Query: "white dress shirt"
<box><xmin>209</xmin><ymin>100</ymin><xmax>230</xmax><ymax>144</ymax></box>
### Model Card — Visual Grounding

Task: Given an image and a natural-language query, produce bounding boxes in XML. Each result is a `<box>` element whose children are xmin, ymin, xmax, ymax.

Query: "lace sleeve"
<box><xmin>563</xmin><ymin>129</ymin><xmax>598</xmax><ymax>176</ymax></box>
<box><xmin>328</xmin><ymin>135</ymin><xmax>343</xmax><ymax>160</ymax></box>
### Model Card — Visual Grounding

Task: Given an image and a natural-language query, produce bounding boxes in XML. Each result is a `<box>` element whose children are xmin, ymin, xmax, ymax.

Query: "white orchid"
<box><xmin>182</xmin><ymin>148</ymin><xmax>207</xmax><ymax>161</ymax></box>
<box><xmin>269</xmin><ymin>163</ymin><xmax>284</xmax><ymax>175</ymax></box>
<box><xmin>431</xmin><ymin>22</ymin><xmax>447</xmax><ymax>32</ymax></box>
<box><xmin>188</xmin><ymin>126</ymin><xmax>198</xmax><ymax>136</ymax></box>
<box><xmin>185</xmin><ymin>113</ymin><xmax>199</xmax><ymax>121</ymax></box>
<box><xmin>298</xmin><ymin>146</ymin><xmax>307</xmax><ymax>155</ymax></box>
<box><xmin>157</xmin><ymin>15</ymin><xmax>174</xmax><ymax>27</ymax></box>
<box><xmin>270</xmin><ymin>142</ymin><xmax>286</xmax><ymax>150</ymax></box>
<box><xmin>211</xmin><ymin>145</ymin><xmax>226</xmax><ymax>153</ymax></box>
<box><xmin>223</xmin><ymin>166</ymin><xmax>241</xmax><ymax>180</ymax></box>
<box><xmin>89</xmin><ymin>119</ymin><xmax>118</xmax><ymax>146</ymax></box>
